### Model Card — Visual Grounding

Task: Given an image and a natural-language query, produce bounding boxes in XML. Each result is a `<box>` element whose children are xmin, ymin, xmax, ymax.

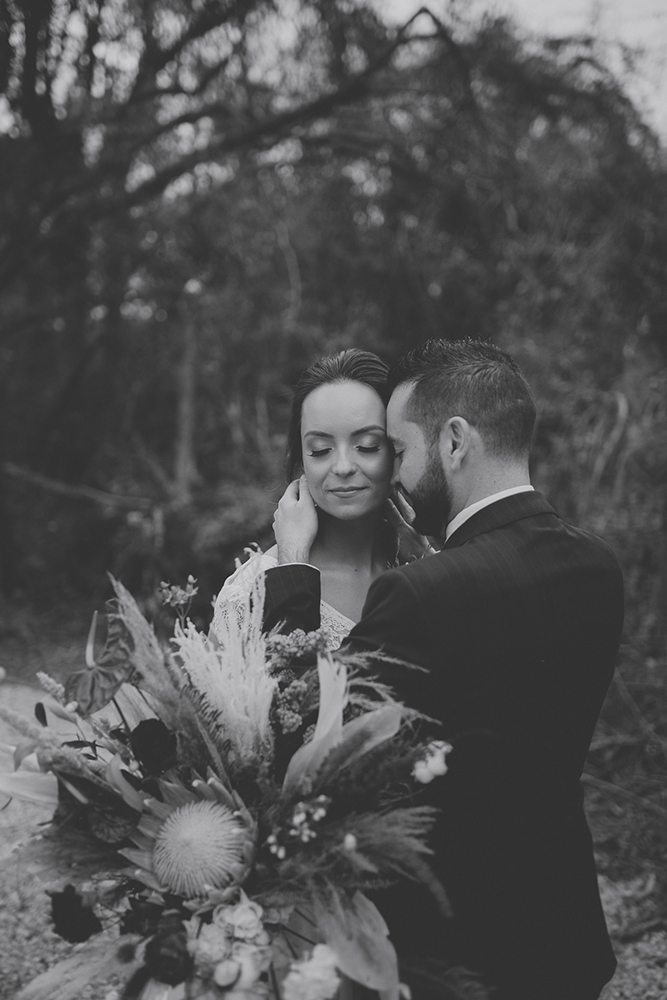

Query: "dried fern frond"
<box><xmin>174</xmin><ymin>573</ymin><xmax>276</xmax><ymax>764</ymax></box>
<box><xmin>109</xmin><ymin>577</ymin><xmax>183</xmax><ymax>718</ymax></box>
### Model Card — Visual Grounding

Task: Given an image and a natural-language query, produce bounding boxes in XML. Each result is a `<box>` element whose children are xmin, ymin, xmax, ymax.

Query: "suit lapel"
<box><xmin>444</xmin><ymin>491</ymin><xmax>557</xmax><ymax>549</ymax></box>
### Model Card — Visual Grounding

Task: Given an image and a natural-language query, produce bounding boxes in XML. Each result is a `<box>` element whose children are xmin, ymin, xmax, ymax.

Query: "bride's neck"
<box><xmin>311</xmin><ymin>511</ymin><xmax>385</xmax><ymax>570</ymax></box>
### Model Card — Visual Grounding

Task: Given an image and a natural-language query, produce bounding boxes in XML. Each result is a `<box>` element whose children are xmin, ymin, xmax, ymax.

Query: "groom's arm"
<box><xmin>343</xmin><ymin>566</ymin><xmax>438</xmax><ymax>712</ymax></box>
<box><xmin>263</xmin><ymin>564</ymin><xmax>322</xmax><ymax>634</ymax></box>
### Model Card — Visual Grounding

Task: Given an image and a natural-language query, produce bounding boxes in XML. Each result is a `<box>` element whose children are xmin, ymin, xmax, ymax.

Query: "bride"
<box><xmin>210</xmin><ymin>348</ymin><xmax>428</xmax><ymax>648</ymax></box>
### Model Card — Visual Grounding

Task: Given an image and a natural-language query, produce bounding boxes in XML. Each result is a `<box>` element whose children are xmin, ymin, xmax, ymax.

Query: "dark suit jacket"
<box><xmin>264</xmin><ymin>491</ymin><xmax>624</xmax><ymax>1000</ymax></box>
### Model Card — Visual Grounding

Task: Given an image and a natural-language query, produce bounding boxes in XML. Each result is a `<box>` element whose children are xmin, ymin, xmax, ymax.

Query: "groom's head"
<box><xmin>386</xmin><ymin>339</ymin><xmax>536</xmax><ymax>536</ymax></box>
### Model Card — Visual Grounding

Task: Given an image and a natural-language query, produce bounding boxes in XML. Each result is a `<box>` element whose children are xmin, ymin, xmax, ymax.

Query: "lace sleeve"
<box><xmin>210</xmin><ymin>546</ymin><xmax>278</xmax><ymax>643</ymax></box>
<box><xmin>211</xmin><ymin>548</ymin><xmax>356</xmax><ymax>652</ymax></box>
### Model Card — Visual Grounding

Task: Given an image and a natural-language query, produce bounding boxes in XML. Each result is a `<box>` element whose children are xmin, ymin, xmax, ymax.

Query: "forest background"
<box><xmin>0</xmin><ymin>0</ymin><xmax>666</xmax><ymax>901</ymax></box>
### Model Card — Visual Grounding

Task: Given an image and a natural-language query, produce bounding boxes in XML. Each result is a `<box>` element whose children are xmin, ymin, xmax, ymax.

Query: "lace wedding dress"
<box><xmin>210</xmin><ymin>546</ymin><xmax>355</xmax><ymax>649</ymax></box>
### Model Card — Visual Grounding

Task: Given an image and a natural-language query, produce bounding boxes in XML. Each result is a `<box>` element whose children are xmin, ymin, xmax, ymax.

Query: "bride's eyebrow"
<box><xmin>303</xmin><ymin>425</ymin><xmax>385</xmax><ymax>438</ymax></box>
<box><xmin>351</xmin><ymin>425</ymin><xmax>385</xmax><ymax>436</ymax></box>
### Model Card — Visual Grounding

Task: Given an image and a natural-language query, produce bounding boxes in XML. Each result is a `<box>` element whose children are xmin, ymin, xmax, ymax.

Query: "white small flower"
<box><xmin>213</xmin><ymin>903</ymin><xmax>232</xmax><ymax>929</ymax></box>
<box><xmin>195</xmin><ymin>922</ymin><xmax>233</xmax><ymax>966</ymax></box>
<box><xmin>412</xmin><ymin>759</ymin><xmax>433</xmax><ymax>783</ymax></box>
<box><xmin>214</xmin><ymin>958</ymin><xmax>242</xmax><ymax>987</ymax></box>
<box><xmin>343</xmin><ymin>833</ymin><xmax>357</xmax><ymax>851</ymax></box>
<box><xmin>282</xmin><ymin>944</ymin><xmax>340</xmax><ymax>1000</ymax></box>
<box><xmin>412</xmin><ymin>740</ymin><xmax>452</xmax><ymax>784</ymax></box>
<box><xmin>216</xmin><ymin>890</ymin><xmax>266</xmax><ymax>942</ymax></box>
<box><xmin>231</xmin><ymin>940</ymin><xmax>271</xmax><ymax>985</ymax></box>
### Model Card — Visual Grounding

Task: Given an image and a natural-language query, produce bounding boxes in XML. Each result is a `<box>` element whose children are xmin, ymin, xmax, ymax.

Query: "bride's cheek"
<box><xmin>376</xmin><ymin>453</ymin><xmax>394</xmax><ymax>484</ymax></box>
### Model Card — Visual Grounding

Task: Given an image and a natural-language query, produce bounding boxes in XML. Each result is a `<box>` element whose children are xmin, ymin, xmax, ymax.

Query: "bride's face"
<box><xmin>300</xmin><ymin>380</ymin><xmax>392</xmax><ymax>520</ymax></box>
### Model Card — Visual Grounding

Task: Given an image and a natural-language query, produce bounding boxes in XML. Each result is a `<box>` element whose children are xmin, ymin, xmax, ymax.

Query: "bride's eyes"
<box><xmin>306</xmin><ymin>438</ymin><xmax>386</xmax><ymax>458</ymax></box>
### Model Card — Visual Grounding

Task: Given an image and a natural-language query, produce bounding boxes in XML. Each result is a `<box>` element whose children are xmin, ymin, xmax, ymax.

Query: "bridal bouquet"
<box><xmin>0</xmin><ymin>575</ymin><xmax>452</xmax><ymax>1000</ymax></box>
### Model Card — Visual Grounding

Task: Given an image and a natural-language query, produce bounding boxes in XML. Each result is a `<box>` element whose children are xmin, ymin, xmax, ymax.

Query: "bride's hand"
<box><xmin>385</xmin><ymin>489</ymin><xmax>437</xmax><ymax>563</ymax></box>
<box><xmin>274</xmin><ymin>475</ymin><xmax>319</xmax><ymax>565</ymax></box>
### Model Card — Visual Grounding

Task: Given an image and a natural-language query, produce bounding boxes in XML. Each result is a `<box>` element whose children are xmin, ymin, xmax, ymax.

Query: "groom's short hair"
<box><xmin>388</xmin><ymin>338</ymin><xmax>536</xmax><ymax>459</ymax></box>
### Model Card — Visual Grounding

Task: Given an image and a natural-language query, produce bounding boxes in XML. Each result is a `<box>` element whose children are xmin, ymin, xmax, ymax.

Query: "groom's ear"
<box><xmin>439</xmin><ymin>417</ymin><xmax>471</xmax><ymax>471</ymax></box>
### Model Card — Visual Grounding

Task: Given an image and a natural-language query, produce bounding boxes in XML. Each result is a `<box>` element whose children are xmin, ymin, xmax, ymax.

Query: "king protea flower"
<box><xmin>120</xmin><ymin>774</ymin><xmax>256</xmax><ymax>901</ymax></box>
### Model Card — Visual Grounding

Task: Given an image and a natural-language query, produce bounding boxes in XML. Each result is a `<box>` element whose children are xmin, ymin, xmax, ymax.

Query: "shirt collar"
<box><xmin>445</xmin><ymin>485</ymin><xmax>535</xmax><ymax>541</ymax></box>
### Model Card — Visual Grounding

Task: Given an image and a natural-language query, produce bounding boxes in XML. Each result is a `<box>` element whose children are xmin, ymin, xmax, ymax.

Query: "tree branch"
<box><xmin>137</xmin><ymin>0</ymin><xmax>254</xmax><ymax>79</ymax></box>
<box><xmin>127</xmin><ymin>50</ymin><xmax>240</xmax><ymax>106</ymax></box>
<box><xmin>3</xmin><ymin>462</ymin><xmax>155</xmax><ymax>510</ymax></box>
<box><xmin>0</xmin><ymin>5</ymin><xmax>460</xmax><ymax>288</ymax></box>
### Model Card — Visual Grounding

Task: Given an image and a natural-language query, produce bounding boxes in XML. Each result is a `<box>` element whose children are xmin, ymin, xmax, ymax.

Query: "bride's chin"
<box><xmin>321</xmin><ymin>503</ymin><xmax>385</xmax><ymax>523</ymax></box>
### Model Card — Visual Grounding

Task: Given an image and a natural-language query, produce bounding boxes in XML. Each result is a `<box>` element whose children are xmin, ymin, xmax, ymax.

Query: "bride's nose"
<box><xmin>331</xmin><ymin>447</ymin><xmax>356</xmax><ymax>476</ymax></box>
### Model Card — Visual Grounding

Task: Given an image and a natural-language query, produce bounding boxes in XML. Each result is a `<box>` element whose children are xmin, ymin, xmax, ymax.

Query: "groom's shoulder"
<box><xmin>388</xmin><ymin>507</ymin><xmax>622</xmax><ymax>590</ymax></box>
<box><xmin>558</xmin><ymin>519</ymin><xmax>624</xmax><ymax>580</ymax></box>
<box><xmin>385</xmin><ymin>543</ymin><xmax>488</xmax><ymax>597</ymax></box>
<box><xmin>364</xmin><ymin>547</ymin><xmax>497</xmax><ymax>623</ymax></box>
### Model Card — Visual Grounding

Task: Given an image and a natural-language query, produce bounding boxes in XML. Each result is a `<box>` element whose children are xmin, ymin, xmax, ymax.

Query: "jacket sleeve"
<box><xmin>263</xmin><ymin>564</ymin><xmax>322</xmax><ymax>634</ymax></box>
<box><xmin>345</xmin><ymin>567</ymin><xmax>436</xmax><ymax>710</ymax></box>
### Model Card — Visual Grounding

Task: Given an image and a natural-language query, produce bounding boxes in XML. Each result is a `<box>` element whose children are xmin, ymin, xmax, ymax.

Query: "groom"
<box><xmin>264</xmin><ymin>339</ymin><xmax>624</xmax><ymax>1000</ymax></box>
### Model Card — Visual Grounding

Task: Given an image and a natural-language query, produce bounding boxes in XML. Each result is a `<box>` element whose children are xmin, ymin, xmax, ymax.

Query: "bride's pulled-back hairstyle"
<box><xmin>285</xmin><ymin>348</ymin><xmax>390</xmax><ymax>480</ymax></box>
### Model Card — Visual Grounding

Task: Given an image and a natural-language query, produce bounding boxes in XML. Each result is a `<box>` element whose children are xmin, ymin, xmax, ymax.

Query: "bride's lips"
<box><xmin>328</xmin><ymin>486</ymin><xmax>368</xmax><ymax>496</ymax></box>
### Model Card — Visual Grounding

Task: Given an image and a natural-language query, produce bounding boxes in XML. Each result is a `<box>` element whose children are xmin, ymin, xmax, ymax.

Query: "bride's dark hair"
<box><xmin>285</xmin><ymin>348</ymin><xmax>390</xmax><ymax>480</ymax></box>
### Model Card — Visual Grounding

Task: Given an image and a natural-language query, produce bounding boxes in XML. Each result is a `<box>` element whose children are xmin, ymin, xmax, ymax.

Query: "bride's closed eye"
<box><xmin>356</xmin><ymin>432</ymin><xmax>388</xmax><ymax>452</ymax></box>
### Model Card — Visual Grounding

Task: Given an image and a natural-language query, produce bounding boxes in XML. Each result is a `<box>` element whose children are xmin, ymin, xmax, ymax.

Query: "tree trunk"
<box><xmin>173</xmin><ymin>306</ymin><xmax>198</xmax><ymax>508</ymax></box>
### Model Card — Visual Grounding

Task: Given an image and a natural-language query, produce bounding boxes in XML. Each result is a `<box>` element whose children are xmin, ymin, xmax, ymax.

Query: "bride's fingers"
<box><xmin>393</xmin><ymin>489</ymin><xmax>416</xmax><ymax>524</ymax></box>
<box><xmin>278</xmin><ymin>479</ymin><xmax>300</xmax><ymax>506</ymax></box>
<box><xmin>297</xmin><ymin>474</ymin><xmax>316</xmax><ymax>506</ymax></box>
<box><xmin>385</xmin><ymin>495</ymin><xmax>416</xmax><ymax>532</ymax></box>
<box><xmin>384</xmin><ymin>498</ymin><xmax>406</xmax><ymax>529</ymax></box>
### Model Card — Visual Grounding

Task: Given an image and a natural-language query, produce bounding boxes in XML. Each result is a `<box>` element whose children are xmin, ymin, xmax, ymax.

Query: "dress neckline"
<box><xmin>320</xmin><ymin>600</ymin><xmax>356</xmax><ymax>629</ymax></box>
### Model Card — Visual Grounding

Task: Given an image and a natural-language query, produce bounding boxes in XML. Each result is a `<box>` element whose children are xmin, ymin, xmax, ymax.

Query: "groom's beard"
<box><xmin>407</xmin><ymin>453</ymin><xmax>453</xmax><ymax>537</ymax></box>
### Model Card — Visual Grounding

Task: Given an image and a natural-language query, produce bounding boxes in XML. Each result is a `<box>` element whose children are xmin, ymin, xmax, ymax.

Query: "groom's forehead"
<box><xmin>387</xmin><ymin>383</ymin><xmax>421</xmax><ymax>442</ymax></box>
<box><xmin>387</xmin><ymin>382</ymin><xmax>414</xmax><ymax>417</ymax></box>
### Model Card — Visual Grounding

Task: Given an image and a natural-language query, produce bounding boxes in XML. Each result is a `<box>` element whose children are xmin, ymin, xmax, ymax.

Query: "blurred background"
<box><xmin>0</xmin><ymin>0</ymin><xmax>666</xmax><ymax>897</ymax></box>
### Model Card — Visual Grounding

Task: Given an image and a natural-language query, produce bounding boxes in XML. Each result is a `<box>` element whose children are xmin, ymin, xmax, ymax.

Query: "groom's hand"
<box><xmin>274</xmin><ymin>475</ymin><xmax>319</xmax><ymax>565</ymax></box>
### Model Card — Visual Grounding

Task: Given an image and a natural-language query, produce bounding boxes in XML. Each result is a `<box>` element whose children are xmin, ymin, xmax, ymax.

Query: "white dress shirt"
<box><xmin>445</xmin><ymin>485</ymin><xmax>535</xmax><ymax>541</ymax></box>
